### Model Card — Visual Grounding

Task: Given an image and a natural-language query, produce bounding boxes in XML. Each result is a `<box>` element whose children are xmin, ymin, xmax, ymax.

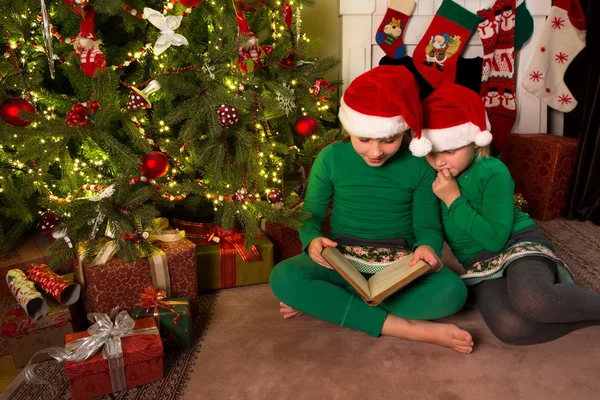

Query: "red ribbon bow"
<box><xmin>135</xmin><ymin>285</ymin><xmax>181</xmax><ymax>328</ymax></box>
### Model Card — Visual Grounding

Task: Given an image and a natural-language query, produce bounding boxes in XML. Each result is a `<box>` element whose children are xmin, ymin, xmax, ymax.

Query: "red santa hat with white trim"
<box><xmin>413</xmin><ymin>80</ymin><xmax>493</xmax><ymax>156</ymax></box>
<box><xmin>78</xmin><ymin>5</ymin><xmax>97</xmax><ymax>41</ymax></box>
<box><xmin>338</xmin><ymin>65</ymin><xmax>423</xmax><ymax>141</ymax></box>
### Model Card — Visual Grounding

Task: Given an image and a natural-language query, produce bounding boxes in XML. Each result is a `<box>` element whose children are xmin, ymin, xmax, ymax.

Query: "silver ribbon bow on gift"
<box><xmin>143</xmin><ymin>8</ymin><xmax>189</xmax><ymax>55</ymax></box>
<box><xmin>25</xmin><ymin>311</ymin><xmax>157</xmax><ymax>394</ymax></box>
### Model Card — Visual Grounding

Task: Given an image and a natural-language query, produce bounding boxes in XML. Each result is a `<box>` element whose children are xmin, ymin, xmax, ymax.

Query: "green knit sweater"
<box><xmin>442</xmin><ymin>156</ymin><xmax>536</xmax><ymax>265</ymax></box>
<box><xmin>299</xmin><ymin>141</ymin><xmax>444</xmax><ymax>256</ymax></box>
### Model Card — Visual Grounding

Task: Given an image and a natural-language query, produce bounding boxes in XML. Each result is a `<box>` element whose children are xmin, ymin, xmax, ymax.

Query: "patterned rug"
<box><xmin>536</xmin><ymin>219</ymin><xmax>600</xmax><ymax>293</ymax></box>
<box><xmin>1</xmin><ymin>292</ymin><xmax>218</xmax><ymax>400</ymax></box>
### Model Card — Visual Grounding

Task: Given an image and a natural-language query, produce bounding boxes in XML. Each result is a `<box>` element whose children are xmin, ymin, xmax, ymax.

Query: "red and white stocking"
<box><xmin>375</xmin><ymin>0</ymin><xmax>415</xmax><ymax>59</ymax></box>
<box><xmin>523</xmin><ymin>0</ymin><xmax>586</xmax><ymax>112</ymax></box>
<box><xmin>478</xmin><ymin>0</ymin><xmax>516</xmax><ymax>152</ymax></box>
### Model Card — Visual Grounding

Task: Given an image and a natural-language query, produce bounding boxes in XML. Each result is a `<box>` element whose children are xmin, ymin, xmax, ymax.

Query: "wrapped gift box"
<box><xmin>0</xmin><ymin>233</ymin><xmax>73</xmax><ymax>298</ymax></box>
<box><xmin>130</xmin><ymin>296</ymin><xmax>192</xmax><ymax>349</ymax></box>
<box><xmin>81</xmin><ymin>238</ymin><xmax>198</xmax><ymax>316</ymax></box>
<box><xmin>260</xmin><ymin>221</ymin><xmax>303</xmax><ymax>263</ymax></box>
<box><xmin>260</xmin><ymin>209</ymin><xmax>331</xmax><ymax>263</ymax></box>
<box><xmin>501</xmin><ymin>134</ymin><xmax>578</xmax><ymax>221</ymax></box>
<box><xmin>195</xmin><ymin>236</ymin><xmax>274</xmax><ymax>292</ymax></box>
<box><xmin>0</xmin><ymin>299</ymin><xmax>75</xmax><ymax>368</ymax></box>
<box><xmin>64</xmin><ymin>317</ymin><xmax>163</xmax><ymax>400</ymax></box>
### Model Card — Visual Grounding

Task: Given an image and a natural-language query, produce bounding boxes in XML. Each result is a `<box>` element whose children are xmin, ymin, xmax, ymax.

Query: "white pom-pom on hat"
<box><xmin>409</xmin><ymin>136</ymin><xmax>433</xmax><ymax>157</ymax></box>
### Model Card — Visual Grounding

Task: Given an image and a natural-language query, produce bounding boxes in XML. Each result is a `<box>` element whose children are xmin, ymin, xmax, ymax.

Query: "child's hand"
<box><xmin>409</xmin><ymin>245</ymin><xmax>443</xmax><ymax>272</ymax></box>
<box><xmin>308</xmin><ymin>237</ymin><xmax>338</xmax><ymax>269</ymax></box>
<box><xmin>432</xmin><ymin>169</ymin><xmax>461</xmax><ymax>207</ymax></box>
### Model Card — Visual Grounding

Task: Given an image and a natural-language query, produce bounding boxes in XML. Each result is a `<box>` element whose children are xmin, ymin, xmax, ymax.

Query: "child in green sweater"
<box><xmin>418</xmin><ymin>81</ymin><xmax>600</xmax><ymax>345</ymax></box>
<box><xmin>270</xmin><ymin>66</ymin><xmax>473</xmax><ymax>353</ymax></box>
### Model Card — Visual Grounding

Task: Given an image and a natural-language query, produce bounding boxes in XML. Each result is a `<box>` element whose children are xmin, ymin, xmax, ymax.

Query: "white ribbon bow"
<box><xmin>143</xmin><ymin>8</ymin><xmax>189</xmax><ymax>55</ymax></box>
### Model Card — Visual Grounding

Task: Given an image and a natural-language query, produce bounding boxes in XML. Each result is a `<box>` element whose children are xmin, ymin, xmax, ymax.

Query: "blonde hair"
<box><xmin>476</xmin><ymin>145</ymin><xmax>490</xmax><ymax>160</ymax></box>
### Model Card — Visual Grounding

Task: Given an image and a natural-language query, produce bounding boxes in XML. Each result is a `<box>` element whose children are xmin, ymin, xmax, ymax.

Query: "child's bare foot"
<box><xmin>381</xmin><ymin>315</ymin><xmax>474</xmax><ymax>354</ymax></box>
<box><xmin>279</xmin><ymin>302</ymin><xmax>304</xmax><ymax>319</ymax></box>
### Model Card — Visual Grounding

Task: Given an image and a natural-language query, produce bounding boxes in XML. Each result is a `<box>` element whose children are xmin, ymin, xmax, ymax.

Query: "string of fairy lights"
<box><xmin>1</xmin><ymin>0</ymin><xmax>329</xmax><ymax>213</ymax></box>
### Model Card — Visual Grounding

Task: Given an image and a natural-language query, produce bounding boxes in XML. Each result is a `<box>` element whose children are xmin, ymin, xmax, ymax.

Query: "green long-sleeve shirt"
<box><xmin>299</xmin><ymin>141</ymin><xmax>444</xmax><ymax>256</ymax></box>
<box><xmin>442</xmin><ymin>156</ymin><xmax>536</xmax><ymax>265</ymax></box>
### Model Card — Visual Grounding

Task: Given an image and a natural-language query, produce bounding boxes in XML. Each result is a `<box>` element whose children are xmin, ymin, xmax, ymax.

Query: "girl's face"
<box><xmin>425</xmin><ymin>144</ymin><xmax>476</xmax><ymax>177</ymax></box>
<box><xmin>350</xmin><ymin>133</ymin><xmax>404</xmax><ymax>167</ymax></box>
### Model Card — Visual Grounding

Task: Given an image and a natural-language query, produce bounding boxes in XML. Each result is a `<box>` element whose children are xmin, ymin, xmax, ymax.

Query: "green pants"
<box><xmin>270</xmin><ymin>253</ymin><xmax>467</xmax><ymax>337</ymax></box>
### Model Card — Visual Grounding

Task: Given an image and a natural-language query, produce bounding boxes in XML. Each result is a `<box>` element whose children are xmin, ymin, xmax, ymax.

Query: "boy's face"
<box><xmin>425</xmin><ymin>144</ymin><xmax>476</xmax><ymax>177</ymax></box>
<box><xmin>350</xmin><ymin>133</ymin><xmax>404</xmax><ymax>167</ymax></box>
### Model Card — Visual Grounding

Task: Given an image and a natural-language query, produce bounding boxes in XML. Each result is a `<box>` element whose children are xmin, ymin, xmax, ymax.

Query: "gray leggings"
<box><xmin>472</xmin><ymin>256</ymin><xmax>600</xmax><ymax>345</ymax></box>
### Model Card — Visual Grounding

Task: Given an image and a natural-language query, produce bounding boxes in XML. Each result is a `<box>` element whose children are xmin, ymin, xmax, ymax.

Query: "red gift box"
<box><xmin>501</xmin><ymin>133</ymin><xmax>578</xmax><ymax>221</ymax></box>
<box><xmin>0</xmin><ymin>233</ymin><xmax>73</xmax><ymax>298</ymax></box>
<box><xmin>81</xmin><ymin>238</ymin><xmax>198</xmax><ymax>316</ymax></box>
<box><xmin>0</xmin><ymin>299</ymin><xmax>75</xmax><ymax>367</ymax></box>
<box><xmin>260</xmin><ymin>208</ymin><xmax>332</xmax><ymax>263</ymax></box>
<box><xmin>64</xmin><ymin>317</ymin><xmax>163</xmax><ymax>400</ymax></box>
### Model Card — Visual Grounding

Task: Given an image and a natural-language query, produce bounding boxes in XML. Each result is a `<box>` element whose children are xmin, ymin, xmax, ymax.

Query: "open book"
<box><xmin>321</xmin><ymin>247</ymin><xmax>431</xmax><ymax>306</ymax></box>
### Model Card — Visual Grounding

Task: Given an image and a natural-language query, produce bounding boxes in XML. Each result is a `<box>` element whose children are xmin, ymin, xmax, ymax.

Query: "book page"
<box><xmin>367</xmin><ymin>257</ymin><xmax>430</xmax><ymax>298</ymax></box>
<box><xmin>322</xmin><ymin>247</ymin><xmax>371</xmax><ymax>298</ymax></box>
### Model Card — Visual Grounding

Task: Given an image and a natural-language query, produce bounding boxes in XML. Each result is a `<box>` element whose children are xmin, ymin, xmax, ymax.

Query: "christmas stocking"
<box><xmin>523</xmin><ymin>0</ymin><xmax>586</xmax><ymax>112</ymax></box>
<box><xmin>514</xmin><ymin>0</ymin><xmax>534</xmax><ymax>50</ymax></box>
<box><xmin>375</xmin><ymin>0</ymin><xmax>415</xmax><ymax>59</ymax></box>
<box><xmin>478</xmin><ymin>0</ymin><xmax>516</xmax><ymax>152</ymax></box>
<box><xmin>413</xmin><ymin>0</ymin><xmax>480</xmax><ymax>88</ymax></box>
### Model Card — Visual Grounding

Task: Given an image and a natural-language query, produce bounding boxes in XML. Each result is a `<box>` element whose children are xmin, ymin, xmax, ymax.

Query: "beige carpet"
<box><xmin>183</xmin><ymin>284</ymin><xmax>600</xmax><ymax>400</ymax></box>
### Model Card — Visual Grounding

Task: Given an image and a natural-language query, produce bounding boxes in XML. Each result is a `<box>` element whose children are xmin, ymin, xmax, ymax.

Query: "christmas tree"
<box><xmin>0</xmin><ymin>0</ymin><xmax>340</xmax><ymax>263</ymax></box>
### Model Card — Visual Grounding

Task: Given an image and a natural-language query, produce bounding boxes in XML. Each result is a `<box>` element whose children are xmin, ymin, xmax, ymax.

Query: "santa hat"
<box><xmin>413</xmin><ymin>81</ymin><xmax>493</xmax><ymax>156</ymax></box>
<box><xmin>78</xmin><ymin>5</ymin><xmax>97</xmax><ymax>41</ymax></box>
<box><xmin>338</xmin><ymin>65</ymin><xmax>422</xmax><ymax>140</ymax></box>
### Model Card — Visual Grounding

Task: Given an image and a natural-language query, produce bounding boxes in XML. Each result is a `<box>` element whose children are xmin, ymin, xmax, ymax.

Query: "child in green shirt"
<box><xmin>419</xmin><ymin>81</ymin><xmax>600</xmax><ymax>345</ymax></box>
<box><xmin>270</xmin><ymin>66</ymin><xmax>473</xmax><ymax>353</ymax></box>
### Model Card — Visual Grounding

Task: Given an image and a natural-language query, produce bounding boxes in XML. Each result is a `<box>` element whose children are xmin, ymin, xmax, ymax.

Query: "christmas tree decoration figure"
<box><xmin>127</xmin><ymin>80</ymin><xmax>161</xmax><ymax>110</ymax></box>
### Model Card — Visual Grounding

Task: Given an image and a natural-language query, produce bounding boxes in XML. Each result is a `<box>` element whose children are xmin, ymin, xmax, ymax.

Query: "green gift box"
<box><xmin>130</xmin><ymin>297</ymin><xmax>192</xmax><ymax>349</ymax></box>
<box><xmin>195</xmin><ymin>236</ymin><xmax>274</xmax><ymax>292</ymax></box>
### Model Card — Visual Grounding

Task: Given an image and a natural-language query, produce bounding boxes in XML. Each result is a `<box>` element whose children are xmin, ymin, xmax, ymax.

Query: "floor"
<box><xmin>0</xmin><ymin>355</ymin><xmax>20</xmax><ymax>393</ymax></box>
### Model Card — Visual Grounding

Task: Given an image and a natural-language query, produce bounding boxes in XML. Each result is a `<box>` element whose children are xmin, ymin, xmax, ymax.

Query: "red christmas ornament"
<box><xmin>0</xmin><ymin>98</ymin><xmax>36</xmax><ymax>127</ymax></box>
<box><xmin>217</xmin><ymin>104</ymin><xmax>239</xmax><ymax>127</ymax></box>
<box><xmin>282</xmin><ymin>1</ymin><xmax>293</xmax><ymax>28</ymax></box>
<box><xmin>179</xmin><ymin>0</ymin><xmax>203</xmax><ymax>6</ymax></box>
<box><xmin>232</xmin><ymin>188</ymin><xmax>250</xmax><ymax>203</ymax></box>
<box><xmin>65</xmin><ymin>101</ymin><xmax>93</xmax><ymax>127</ymax></box>
<box><xmin>267</xmin><ymin>188</ymin><xmax>283</xmax><ymax>204</ymax></box>
<box><xmin>37</xmin><ymin>212</ymin><xmax>60</xmax><ymax>234</ymax></box>
<box><xmin>294</xmin><ymin>115</ymin><xmax>318</xmax><ymax>137</ymax></box>
<box><xmin>236</xmin><ymin>0</ymin><xmax>265</xmax><ymax>11</ymax></box>
<box><xmin>140</xmin><ymin>151</ymin><xmax>169</xmax><ymax>179</ymax></box>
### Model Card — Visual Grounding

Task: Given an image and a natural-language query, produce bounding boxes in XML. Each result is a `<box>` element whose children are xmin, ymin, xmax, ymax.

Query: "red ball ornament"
<box><xmin>179</xmin><ymin>0</ymin><xmax>203</xmax><ymax>6</ymax></box>
<box><xmin>0</xmin><ymin>98</ymin><xmax>36</xmax><ymax>127</ymax></box>
<box><xmin>217</xmin><ymin>104</ymin><xmax>239</xmax><ymax>127</ymax></box>
<box><xmin>294</xmin><ymin>115</ymin><xmax>318</xmax><ymax>137</ymax></box>
<box><xmin>140</xmin><ymin>151</ymin><xmax>169</xmax><ymax>179</ymax></box>
<box><xmin>37</xmin><ymin>212</ymin><xmax>60</xmax><ymax>234</ymax></box>
<box><xmin>236</xmin><ymin>0</ymin><xmax>265</xmax><ymax>11</ymax></box>
<box><xmin>267</xmin><ymin>188</ymin><xmax>282</xmax><ymax>204</ymax></box>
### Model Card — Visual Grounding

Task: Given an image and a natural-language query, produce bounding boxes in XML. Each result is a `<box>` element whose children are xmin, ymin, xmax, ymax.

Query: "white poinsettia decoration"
<box><xmin>143</xmin><ymin>8</ymin><xmax>189</xmax><ymax>55</ymax></box>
